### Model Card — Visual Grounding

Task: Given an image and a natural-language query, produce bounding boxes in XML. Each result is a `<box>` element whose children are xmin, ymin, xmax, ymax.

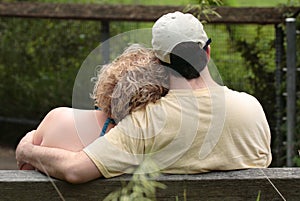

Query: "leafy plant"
<box><xmin>184</xmin><ymin>0</ymin><xmax>223</xmax><ymax>21</ymax></box>
<box><xmin>104</xmin><ymin>158</ymin><xmax>166</xmax><ymax>201</ymax></box>
<box><xmin>256</xmin><ymin>191</ymin><xmax>261</xmax><ymax>201</ymax></box>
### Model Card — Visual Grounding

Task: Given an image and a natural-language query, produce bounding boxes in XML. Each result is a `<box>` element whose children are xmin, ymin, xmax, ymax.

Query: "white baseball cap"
<box><xmin>152</xmin><ymin>11</ymin><xmax>208</xmax><ymax>64</ymax></box>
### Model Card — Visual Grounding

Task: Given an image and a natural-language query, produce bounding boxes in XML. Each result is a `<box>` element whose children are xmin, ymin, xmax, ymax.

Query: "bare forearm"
<box><xmin>18</xmin><ymin>143</ymin><xmax>76</xmax><ymax>181</ymax></box>
<box><xmin>16</xmin><ymin>131</ymin><xmax>102</xmax><ymax>183</ymax></box>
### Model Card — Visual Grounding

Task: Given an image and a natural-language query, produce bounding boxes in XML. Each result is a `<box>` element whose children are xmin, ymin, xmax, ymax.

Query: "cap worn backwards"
<box><xmin>152</xmin><ymin>11</ymin><xmax>208</xmax><ymax>64</ymax></box>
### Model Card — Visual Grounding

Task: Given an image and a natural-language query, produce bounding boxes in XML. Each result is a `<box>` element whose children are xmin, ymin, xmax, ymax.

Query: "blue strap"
<box><xmin>95</xmin><ymin>107</ymin><xmax>115</xmax><ymax>136</ymax></box>
<box><xmin>100</xmin><ymin>117</ymin><xmax>115</xmax><ymax>137</ymax></box>
<box><xmin>95</xmin><ymin>106</ymin><xmax>102</xmax><ymax>110</ymax></box>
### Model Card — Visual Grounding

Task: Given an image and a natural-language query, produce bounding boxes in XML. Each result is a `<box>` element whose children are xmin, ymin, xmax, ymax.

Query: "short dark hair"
<box><xmin>161</xmin><ymin>41</ymin><xmax>208</xmax><ymax>80</ymax></box>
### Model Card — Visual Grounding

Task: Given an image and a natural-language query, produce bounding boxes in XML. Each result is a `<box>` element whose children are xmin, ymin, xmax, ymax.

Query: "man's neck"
<box><xmin>169</xmin><ymin>67</ymin><xmax>218</xmax><ymax>90</ymax></box>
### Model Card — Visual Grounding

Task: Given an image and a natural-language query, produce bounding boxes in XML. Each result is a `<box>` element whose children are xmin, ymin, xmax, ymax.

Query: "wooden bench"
<box><xmin>1</xmin><ymin>168</ymin><xmax>299</xmax><ymax>200</ymax></box>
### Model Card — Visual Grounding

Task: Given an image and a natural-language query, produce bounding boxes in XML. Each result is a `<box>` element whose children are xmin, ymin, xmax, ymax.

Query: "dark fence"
<box><xmin>0</xmin><ymin>2</ymin><xmax>298</xmax><ymax>23</ymax></box>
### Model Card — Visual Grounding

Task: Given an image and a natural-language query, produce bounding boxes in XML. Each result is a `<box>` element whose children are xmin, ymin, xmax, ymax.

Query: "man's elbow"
<box><xmin>64</xmin><ymin>171</ymin><xmax>86</xmax><ymax>184</ymax></box>
<box><xmin>63</xmin><ymin>152</ymin><xmax>102</xmax><ymax>184</ymax></box>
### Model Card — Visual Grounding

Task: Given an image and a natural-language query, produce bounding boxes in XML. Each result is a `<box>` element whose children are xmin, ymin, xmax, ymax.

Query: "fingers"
<box><xmin>17</xmin><ymin>161</ymin><xmax>26</xmax><ymax>170</ymax></box>
<box><xmin>22</xmin><ymin>130</ymin><xmax>36</xmax><ymax>143</ymax></box>
<box><xmin>16</xmin><ymin>130</ymin><xmax>36</xmax><ymax>169</ymax></box>
<box><xmin>18</xmin><ymin>162</ymin><xmax>35</xmax><ymax>170</ymax></box>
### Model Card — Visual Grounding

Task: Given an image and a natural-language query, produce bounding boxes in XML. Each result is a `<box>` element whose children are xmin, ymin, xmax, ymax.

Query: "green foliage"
<box><xmin>234</xmin><ymin>26</ymin><xmax>275</xmax><ymax>95</ymax></box>
<box><xmin>256</xmin><ymin>191</ymin><xmax>261</xmax><ymax>201</ymax></box>
<box><xmin>293</xmin><ymin>0</ymin><xmax>300</xmax><ymax>167</ymax></box>
<box><xmin>293</xmin><ymin>155</ymin><xmax>300</xmax><ymax>167</ymax></box>
<box><xmin>184</xmin><ymin>0</ymin><xmax>223</xmax><ymax>21</ymax></box>
<box><xmin>224</xmin><ymin>0</ymin><xmax>288</xmax><ymax>6</ymax></box>
<box><xmin>104</xmin><ymin>158</ymin><xmax>166</xmax><ymax>201</ymax></box>
<box><xmin>204</xmin><ymin>24</ymin><xmax>253</xmax><ymax>91</ymax></box>
<box><xmin>0</xmin><ymin>18</ymin><xmax>100</xmax><ymax>118</ymax></box>
<box><xmin>0</xmin><ymin>16</ymin><xmax>103</xmax><ymax>145</ymax></box>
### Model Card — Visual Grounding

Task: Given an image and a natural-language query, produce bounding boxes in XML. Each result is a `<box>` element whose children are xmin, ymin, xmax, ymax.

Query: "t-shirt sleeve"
<box><xmin>251</xmin><ymin>96</ymin><xmax>272</xmax><ymax>167</ymax></box>
<box><xmin>83</xmin><ymin>116</ymin><xmax>145</xmax><ymax>178</ymax></box>
<box><xmin>232</xmin><ymin>92</ymin><xmax>272</xmax><ymax>167</ymax></box>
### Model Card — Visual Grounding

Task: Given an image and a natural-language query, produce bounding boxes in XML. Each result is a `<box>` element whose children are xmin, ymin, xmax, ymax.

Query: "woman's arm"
<box><xmin>16</xmin><ymin>131</ymin><xmax>102</xmax><ymax>183</ymax></box>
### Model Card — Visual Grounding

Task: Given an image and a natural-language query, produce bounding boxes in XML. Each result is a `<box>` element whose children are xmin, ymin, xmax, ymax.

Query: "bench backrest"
<box><xmin>1</xmin><ymin>168</ymin><xmax>300</xmax><ymax>200</ymax></box>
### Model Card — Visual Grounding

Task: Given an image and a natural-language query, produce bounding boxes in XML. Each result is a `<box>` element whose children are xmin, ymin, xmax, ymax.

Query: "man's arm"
<box><xmin>16</xmin><ymin>131</ymin><xmax>102</xmax><ymax>183</ymax></box>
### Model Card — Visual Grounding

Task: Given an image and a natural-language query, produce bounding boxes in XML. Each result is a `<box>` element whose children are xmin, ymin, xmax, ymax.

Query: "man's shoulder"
<box><xmin>224</xmin><ymin>87</ymin><xmax>260</xmax><ymax>105</ymax></box>
<box><xmin>224</xmin><ymin>87</ymin><xmax>266</xmax><ymax>121</ymax></box>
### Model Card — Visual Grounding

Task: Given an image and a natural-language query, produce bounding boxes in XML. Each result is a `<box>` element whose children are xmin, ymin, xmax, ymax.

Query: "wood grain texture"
<box><xmin>0</xmin><ymin>168</ymin><xmax>300</xmax><ymax>200</ymax></box>
<box><xmin>0</xmin><ymin>2</ymin><xmax>299</xmax><ymax>24</ymax></box>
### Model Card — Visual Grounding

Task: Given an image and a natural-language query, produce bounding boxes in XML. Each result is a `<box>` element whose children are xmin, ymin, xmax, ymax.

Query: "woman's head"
<box><xmin>92</xmin><ymin>44</ymin><xmax>169</xmax><ymax>121</ymax></box>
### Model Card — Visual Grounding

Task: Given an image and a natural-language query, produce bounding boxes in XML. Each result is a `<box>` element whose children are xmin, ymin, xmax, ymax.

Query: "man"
<box><xmin>16</xmin><ymin>11</ymin><xmax>271</xmax><ymax>183</ymax></box>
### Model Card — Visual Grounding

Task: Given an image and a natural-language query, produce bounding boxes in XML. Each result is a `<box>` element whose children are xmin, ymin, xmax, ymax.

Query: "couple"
<box><xmin>16</xmin><ymin>11</ymin><xmax>272</xmax><ymax>183</ymax></box>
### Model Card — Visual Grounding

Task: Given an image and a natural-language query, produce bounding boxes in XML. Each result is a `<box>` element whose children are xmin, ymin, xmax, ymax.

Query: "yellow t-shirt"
<box><xmin>84</xmin><ymin>86</ymin><xmax>272</xmax><ymax>178</ymax></box>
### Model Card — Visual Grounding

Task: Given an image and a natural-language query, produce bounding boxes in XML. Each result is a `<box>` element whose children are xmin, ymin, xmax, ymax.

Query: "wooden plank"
<box><xmin>0</xmin><ymin>2</ymin><xmax>181</xmax><ymax>22</ymax></box>
<box><xmin>0</xmin><ymin>2</ymin><xmax>299</xmax><ymax>24</ymax></box>
<box><xmin>211</xmin><ymin>6</ymin><xmax>300</xmax><ymax>24</ymax></box>
<box><xmin>0</xmin><ymin>168</ymin><xmax>300</xmax><ymax>200</ymax></box>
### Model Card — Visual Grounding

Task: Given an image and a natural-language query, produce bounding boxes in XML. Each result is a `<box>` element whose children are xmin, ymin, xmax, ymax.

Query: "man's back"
<box><xmin>84</xmin><ymin>86</ymin><xmax>272</xmax><ymax>177</ymax></box>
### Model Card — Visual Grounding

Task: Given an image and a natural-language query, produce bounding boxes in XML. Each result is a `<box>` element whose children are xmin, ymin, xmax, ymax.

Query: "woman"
<box><xmin>20</xmin><ymin>44</ymin><xmax>169</xmax><ymax>170</ymax></box>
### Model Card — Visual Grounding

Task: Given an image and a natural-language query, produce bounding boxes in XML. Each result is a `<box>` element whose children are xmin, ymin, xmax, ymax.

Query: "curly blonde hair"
<box><xmin>92</xmin><ymin>44</ymin><xmax>169</xmax><ymax>122</ymax></box>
